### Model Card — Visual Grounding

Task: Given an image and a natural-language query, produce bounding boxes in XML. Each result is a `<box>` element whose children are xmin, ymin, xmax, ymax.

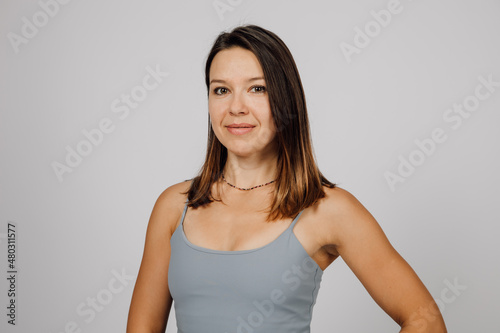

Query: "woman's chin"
<box><xmin>226</xmin><ymin>148</ymin><xmax>254</xmax><ymax>157</ymax></box>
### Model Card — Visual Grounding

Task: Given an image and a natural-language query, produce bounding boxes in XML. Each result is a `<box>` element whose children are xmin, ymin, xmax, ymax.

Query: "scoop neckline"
<box><xmin>180</xmin><ymin>211</ymin><xmax>304</xmax><ymax>255</ymax></box>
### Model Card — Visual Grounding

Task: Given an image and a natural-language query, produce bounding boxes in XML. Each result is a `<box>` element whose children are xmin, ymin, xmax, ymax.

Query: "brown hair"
<box><xmin>182</xmin><ymin>24</ymin><xmax>336</xmax><ymax>222</ymax></box>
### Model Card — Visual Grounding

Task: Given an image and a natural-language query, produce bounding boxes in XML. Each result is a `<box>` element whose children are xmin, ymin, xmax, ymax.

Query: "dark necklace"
<box><xmin>221</xmin><ymin>173</ymin><xmax>276</xmax><ymax>191</ymax></box>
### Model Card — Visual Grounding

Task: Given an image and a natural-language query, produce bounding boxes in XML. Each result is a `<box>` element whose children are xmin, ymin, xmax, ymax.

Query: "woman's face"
<box><xmin>208</xmin><ymin>47</ymin><xmax>277</xmax><ymax>158</ymax></box>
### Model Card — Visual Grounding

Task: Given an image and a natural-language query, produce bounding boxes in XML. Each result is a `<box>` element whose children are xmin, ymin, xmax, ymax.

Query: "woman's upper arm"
<box><xmin>126</xmin><ymin>184</ymin><xmax>184</xmax><ymax>333</ymax></box>
<box><xmin>323</xmin><ymin>187</ymin><xmax>447</xmax><ymax>332</ymax></box>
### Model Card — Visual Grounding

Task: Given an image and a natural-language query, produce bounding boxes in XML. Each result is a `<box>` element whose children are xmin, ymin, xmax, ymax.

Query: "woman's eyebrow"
<box><xmin>210</xmin><ymin>77</ymin><xmax>265</xmax><ymax>85</ymax></box>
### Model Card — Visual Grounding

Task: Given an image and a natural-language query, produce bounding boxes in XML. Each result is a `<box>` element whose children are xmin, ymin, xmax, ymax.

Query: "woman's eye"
<box><xmin>213</xmin><ymin>86</ymin><xmax>266</xmax><ymax>95</ymax></box>
<box><xmin>251</xmin><ymin>85</ymin><xmax>266</xmax><ymax>93</ymax></box>
<box><xmin>213</xmin><ymin>87</ymin><xmax>228</xmax><ymax>95</ymax></box>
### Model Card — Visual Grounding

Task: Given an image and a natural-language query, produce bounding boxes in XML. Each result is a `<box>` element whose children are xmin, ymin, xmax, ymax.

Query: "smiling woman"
<box><xmin>208</xmin><ymin>47</ymin><xmax>279</xmax><ymax>171</ymax></box>
<box><xmin>126</xmin><ymin>24</ymin><xmax>448</xmax><ymax>333</ymax></box>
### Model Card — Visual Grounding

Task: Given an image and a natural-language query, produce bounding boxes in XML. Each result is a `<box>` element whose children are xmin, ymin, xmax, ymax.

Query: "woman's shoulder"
<box><xmin>303</xmin><ymin>185</ymin><xmax>356</xmax><ymax>228</ymax></box>
<box><xmin>153</xmin><ymin>179</ymin><xmax>192</xmax><ymax>235</ymax></box>
<box><xmin>156</xmin><ymin>179</ymin><xmax>191</xmax><ymax>203</ymax></box>
<box><xmin>160</xmin><ymin>179</ymin><xmax>192</xmax><ymax>201</ymax></box>
<box><xmin>317</xmin><ymin>184</ymin><xmax>382</xmax><ymax>248</ymax></box>
<box><xmin>320</xmin><ymin>184</ymin><xmax>359</xmax><ymax>212</ymax></box>
<box><xmin>316</xmin><ymin>184</ymin><xmax>369</xmax><ymax>231</ymax></box>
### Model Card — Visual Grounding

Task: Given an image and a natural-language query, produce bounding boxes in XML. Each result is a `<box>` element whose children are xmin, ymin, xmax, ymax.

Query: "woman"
<box><xmin>126</xmin><ymin>24</ymin><xmax>447</xmax><ymax>333</ymax></box>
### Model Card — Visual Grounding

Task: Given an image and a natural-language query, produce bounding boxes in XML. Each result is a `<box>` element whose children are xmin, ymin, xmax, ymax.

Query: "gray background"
<box><xmin>1</xmin><ymin>0</ymin><xmax>499</xmax><ymax>332</ymax></box>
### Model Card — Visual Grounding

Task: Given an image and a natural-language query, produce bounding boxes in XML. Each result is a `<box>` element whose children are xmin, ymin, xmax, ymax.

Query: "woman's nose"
<box><xmin>229</xmin><ymin>91</ymin><xmax>248</xmax><ymax>115</ymax></box>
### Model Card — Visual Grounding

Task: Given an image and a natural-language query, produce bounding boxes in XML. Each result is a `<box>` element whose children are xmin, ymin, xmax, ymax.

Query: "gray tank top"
<box><xmin>168</xmin><ymin>198</ymin><xmax>324</xmax><ymax>333</ymax></box>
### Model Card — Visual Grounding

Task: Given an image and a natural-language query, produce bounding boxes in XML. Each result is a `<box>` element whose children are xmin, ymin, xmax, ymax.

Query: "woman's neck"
<box><xmin>222</xmin><ymin>155</ymin><xmax>278</xmax><ymax>190</ymax></box>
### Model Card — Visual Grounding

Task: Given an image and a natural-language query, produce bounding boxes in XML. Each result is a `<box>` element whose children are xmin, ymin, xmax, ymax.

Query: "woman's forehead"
<box><xmin>210</xmin><ymin>48</ymin><xmax>264</xmax><ymax>81</ymax></box>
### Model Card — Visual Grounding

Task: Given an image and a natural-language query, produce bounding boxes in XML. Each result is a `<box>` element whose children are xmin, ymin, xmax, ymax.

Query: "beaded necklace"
<box><xmin>221</xmin><ymin>173</ymin><xmax>276</xmax><ymax>191</ymax></box>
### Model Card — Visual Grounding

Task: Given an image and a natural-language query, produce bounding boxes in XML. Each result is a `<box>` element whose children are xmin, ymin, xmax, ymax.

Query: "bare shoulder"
<box><xmin>151</xmin><ymin>179</ymin><xmax>192</xmax><ymax>237</ymax></box>
<box><xmin>320</xmin><ymin>185</ymin><xmax>364</xmax><ymax>218</ymax></box>
<box><xmin>318</xmin><ymin>185</ymin><xmax>380</xmax><ymax>254</ymax></box>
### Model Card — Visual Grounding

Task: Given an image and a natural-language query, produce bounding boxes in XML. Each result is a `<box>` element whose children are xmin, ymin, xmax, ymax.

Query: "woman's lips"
<box><xmin>226</xmin><ymin>126</ymin><xmax>255</xmax><ymax>135</ymax></box>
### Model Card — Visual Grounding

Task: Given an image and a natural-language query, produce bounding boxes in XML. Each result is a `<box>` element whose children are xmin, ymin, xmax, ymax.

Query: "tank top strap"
<box><xmin>180</xmin><ymin>179</ymin><xmax>194</xmax><ymax>227</ymax></box>
<box><xmin>180</xmin><ymin>197</ymin><xmax>189</xmax><ymax>227</ymax></box>
<box><xmin>288</xmin><ymin>208</ymin><xmax>305</xmax><ymax>230</ymax></box>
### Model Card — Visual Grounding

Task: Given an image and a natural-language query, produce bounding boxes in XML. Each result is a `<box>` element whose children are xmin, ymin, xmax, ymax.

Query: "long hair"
<box><xmin>182</xmin><ymin>24</ymin><xmax>336</xmax><ymax>222</ymax></box>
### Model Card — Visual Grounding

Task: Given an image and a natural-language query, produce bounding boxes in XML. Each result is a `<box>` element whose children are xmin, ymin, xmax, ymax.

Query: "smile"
<box><xmin>226</xmin><ymin>126</ymin><xmax>255</xmax><ymax>135</ymax></box>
